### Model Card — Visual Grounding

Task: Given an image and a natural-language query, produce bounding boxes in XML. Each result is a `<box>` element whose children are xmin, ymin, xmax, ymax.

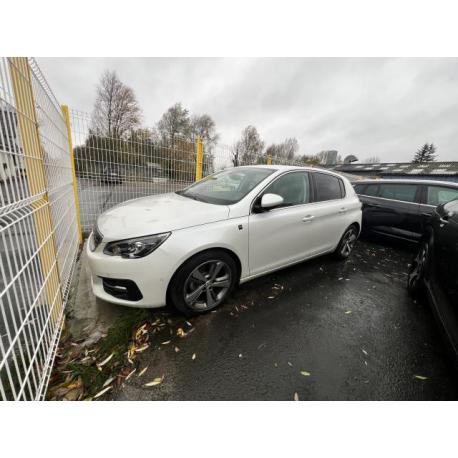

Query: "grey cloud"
<box><xmin>38</xmin><ymin>57</ymin><xmax>458</xmax><ymax>161</ymax></box>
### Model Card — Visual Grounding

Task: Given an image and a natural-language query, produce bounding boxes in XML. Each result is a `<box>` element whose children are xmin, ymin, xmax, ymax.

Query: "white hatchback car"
<box><xmin>87</xmin><ymin>165</ymin><xmax>362</xmax><ymax>314</ymax></box>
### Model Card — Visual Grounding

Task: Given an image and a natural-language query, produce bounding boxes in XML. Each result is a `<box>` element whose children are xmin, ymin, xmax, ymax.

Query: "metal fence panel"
<box><xmin>70</xmin><ymin>110</ymin><xmax>200</xmax><ymax>235</ymax></box>
<box><xmin>0</xmin><ymin>58</ymin><xmax>79</xmax><ymax>400</ymax></box>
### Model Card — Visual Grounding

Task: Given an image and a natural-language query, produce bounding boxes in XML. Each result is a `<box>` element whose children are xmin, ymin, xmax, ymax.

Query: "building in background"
<box><xmin>333</xmin><ymin>162</ymin><xmax>458</xmax><ymax>183</ymax></box>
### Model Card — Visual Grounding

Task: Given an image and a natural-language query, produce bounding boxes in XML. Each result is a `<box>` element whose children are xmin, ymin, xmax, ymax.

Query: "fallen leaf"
<box><xmin>64</xmin><ymin>388</ymin><xmax>82</xmax><ymax>401</ymax></box>
<box><xmin>137</xmin><ymin>366</ymin><xmax>148</xmax><ymax>377</ymax></box>
<box><xmin>125</xmin><ymin>368</ymin><xmax>136</xmax><ymax>380</ymax></box>
<box><xmin>192</xmin><ymin>353</ymin><xmax>197</xmax><ymax>360</ymax></box>
<box><xmin>300</xmin><ymin>371</ymin><xmax>311</xmax><ymax>377</ymax></box>
<box><xmin>93</xmin><ymin>386</ymin><xmax>112</xmax><ymax>399</ymax></box>
<box><xmin>362</xmin><ymin>349</ymin><xmax>368</xmax><ymax>356</ymax></box>
<box><xmin>177</xmin><ymin>328</ymin><xmax>186</xmax><ymax>338</ymax></box>
<box><xmin>97</xmin><ymin>353</ymin><xmax>114</xmax><ymax>368</ymax></box>
<box><xmin>145</xmin><ymin>376</ymin><xmax>164</xmax><ymax>387</ymax></box>
<box><xmin>294</xmin><ymin>392</ymin><xmax>299</xmax><ymax>401</ymax></box>
<box><xmin>268</xmin><ymin>296</ymin><xmax>275</xmax><ymax>299</ymax></box>
<box><xmin>135</xmin><ymin>344</ymin><xmax>150</xmax><ymax>353</ymax></box>
<box><xmin>103</xmin><ymin>376</ymin><xmax>115</xmax><ymax>388</ymax></box>
<box><xmin>287</xmin><ymin>362</ymin><xmax>293</xmax><ymax>367</ymax></box>
<box><xmin>414</xmin><ymin>375</ymin><xmax>428</xmax><ymax>380</ymax></box>
<box><xmin>238</xmin><ymin>353</ymin><xmax>243</xmax><ymax>358</ymax></box>
<box><xmin>345</xmin><ymin>310</ymin><xmax>352</xmax><ymax>315</ymax></box>
<box><xmin>161</xmin><ymin>340</ymin><xmax>171</xmax><ymax>345</ymax></box>
<box><xmin>174</xmin><ymin>346</ymin><xmax>180</xmax><ymax>353</ymax></box>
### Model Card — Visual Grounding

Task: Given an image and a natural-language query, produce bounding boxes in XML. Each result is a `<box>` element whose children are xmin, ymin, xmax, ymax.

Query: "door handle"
<box><xmin>339</xmin><ymin>207</ymin><xmax>347</xmax><ymax>214</ymax></box>
<box><xmin>302</xmin><ymin>215</ymin><xmax>314</xmax><ymax>223</ymax></box>
<box><xmin>421</xmin><ymin>212</ymin><xmax>432</xmax><ymax>217</ymax></box>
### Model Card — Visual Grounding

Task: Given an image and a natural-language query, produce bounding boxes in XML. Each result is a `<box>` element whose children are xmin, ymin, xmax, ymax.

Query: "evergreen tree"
<box><xmin>412</xmin><ymin>143</ymin><xmax>437</xmax><ymax>163</ymax></box>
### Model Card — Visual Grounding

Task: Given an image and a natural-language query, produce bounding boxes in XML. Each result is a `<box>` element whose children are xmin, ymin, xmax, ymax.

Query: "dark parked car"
<box><xmin>407</xmin><ymin>198</ymin><xmax>458</xmax><ymax>360</ymax></box>
<box><xmin>102</xmin><ymin>165</ymin><xmax>123</xmax><ymax>184</ymax></box>
<box><xmin>353</xmin><ymin>179</ymin><xmax>458</xmax><ymax>242</ymax></box>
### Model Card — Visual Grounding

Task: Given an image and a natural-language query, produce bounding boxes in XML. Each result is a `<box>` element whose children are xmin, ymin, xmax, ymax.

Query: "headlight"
<box><xmin>103</xmin><ymin>232</ymin><xmax>170</xmax><ymax>259</ymax></box>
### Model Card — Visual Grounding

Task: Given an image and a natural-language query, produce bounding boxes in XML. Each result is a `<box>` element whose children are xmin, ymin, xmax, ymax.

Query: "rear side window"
<box><xmin>379</xmin><ymin>183</ymin><xmax>418</xmax><ymax>203</ymax></box>
<box><xmin>427</xmin><ymin>186</ymin><xmax>458</xmax><ymax>206</ymax></box>
<box><xmin>314</xmin><ymin>173</ymin><xmax>343</xmax><ymax>202</ymax></box>
<box><xmin>353</xmin><ymin>183</ymin><xmax>365</xmax><ymax>193</ymax></box>
<box><xmin>364</xmin><ymin>184</ymin><xmax>379</xmax><ymax>197</ymax></box>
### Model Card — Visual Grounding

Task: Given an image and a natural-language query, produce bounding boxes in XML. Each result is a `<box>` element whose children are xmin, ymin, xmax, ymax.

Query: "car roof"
<box><xmin>234</xmin><ymin>164</ymin><xmax>344</xmax><ymax>176</ymax></box>
<box><xmin>352</xmin><ymin>178</ymin><xmax>458</xmax><ymax>187</ymax></box>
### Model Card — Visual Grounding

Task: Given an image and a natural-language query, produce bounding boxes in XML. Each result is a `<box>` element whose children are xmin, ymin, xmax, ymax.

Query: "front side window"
<box><xmin>178</xmin><ymin>167</ymin><xmax>275</xmax><ymax>205</ymax></box>
<box><xmin>314</xmin><ymin>172</ymin><xmax>343</xmax><ymax>202</ymax></box>
<box><xmin>427</xmin><ymin>186</ymin><xmax>458</xmax><ymax>206</ymax></box>
<box><xmin>379</xmin><ymin>184</ymin><xmax>417</xmax><ymax>203</ymax></box>
<box><xmin>262</xmin><ymin>172</ymin><xmax>310</xmax><ymax>207</ymax></box>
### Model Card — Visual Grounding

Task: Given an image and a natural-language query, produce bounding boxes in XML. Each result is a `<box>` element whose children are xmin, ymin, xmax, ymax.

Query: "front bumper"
<box><xmin>86</xmin><ymin>233</ymin><xmax>173</xmax><ymax>308</ymax></box>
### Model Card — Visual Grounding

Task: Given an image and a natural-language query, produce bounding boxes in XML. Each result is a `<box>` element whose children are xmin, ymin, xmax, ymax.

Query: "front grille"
<box><xmin>102</xmin><ymin>278</ymin><xmax>143</xmax><ymax>301</ymax></box>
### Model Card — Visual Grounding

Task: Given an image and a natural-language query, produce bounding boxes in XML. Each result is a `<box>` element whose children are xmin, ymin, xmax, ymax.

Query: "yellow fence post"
<box><xmin>267</xmin><ymin>155</ymin><xmax>272</xmax><ymax>165</ymax></box>
<box><xmin>8</xmin><ymin>57</ymin><xmax>63</xmax><ymax>321</ymax></box>
<box><xmin>195</xmin><ymin>136</ymin><xmax>203</xmax><ymax>181</ymax></box>
<box><xmin>61</xmin><ymin>105</ymin><xmax>83</xmax><ymax>245</ymax></box>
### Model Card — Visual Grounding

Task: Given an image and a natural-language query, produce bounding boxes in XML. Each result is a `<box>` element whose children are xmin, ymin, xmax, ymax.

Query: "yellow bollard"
<box><xmin>195</xmin><ymin>136</ymin><xmax>203</xmax><ymax>181</ymax></box>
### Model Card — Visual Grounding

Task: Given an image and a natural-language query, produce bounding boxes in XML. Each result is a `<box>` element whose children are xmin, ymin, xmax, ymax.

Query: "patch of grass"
<box><xmin>98</xmin><ymin>308</ymin><xmax>151</xmax><ymax>357</ymax></box>
<box><xmin>47</xmin><ymin>308</ymin><xmax>153</xmax><ymax>399</ymax></box>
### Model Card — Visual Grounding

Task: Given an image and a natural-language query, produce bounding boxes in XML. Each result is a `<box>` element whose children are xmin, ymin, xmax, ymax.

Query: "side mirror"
<box><xmin>261</xmin><ymin>193</ymin><xmax>284</xmax><ymax>209</ymax></box>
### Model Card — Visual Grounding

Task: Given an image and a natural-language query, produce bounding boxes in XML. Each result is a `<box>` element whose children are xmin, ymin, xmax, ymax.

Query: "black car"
<box><xmin>353</xmin><ymin>179</ymin><xmax>458</xmax><ymax>242</ymax></box>
<box><xmin>102</xmin><ymin>165</ymin><xmax>123</xmax><ymax>184</ymax></box>
<box><xmin>407</xmin><ymin>198</ymin><xmax>458</xmax><ymax>360</ymax></box>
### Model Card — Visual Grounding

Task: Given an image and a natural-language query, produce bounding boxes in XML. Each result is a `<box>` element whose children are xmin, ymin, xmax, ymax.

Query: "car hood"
<box><xmin>97</xmin><ymin>193</ymin><xmax>230</xmax><ymax>241</ymax></box>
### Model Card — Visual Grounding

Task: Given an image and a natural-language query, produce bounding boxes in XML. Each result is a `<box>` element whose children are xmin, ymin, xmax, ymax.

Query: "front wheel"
<box><xmin>168</xmin><ymin>250</ymin><xmax>238</xmax><ymax>315</ymax></box>
<box><xmin>334</xmin><ymin>225</ymin><xmax>358</xmax><ymax>260</ymax></box>
<box><xmin>407</xmin><ymin>240</ymin><xmax>429</xmax><ymax>296</ymax></box>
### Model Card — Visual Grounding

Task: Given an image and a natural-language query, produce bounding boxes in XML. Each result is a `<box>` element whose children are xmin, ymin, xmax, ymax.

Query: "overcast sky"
<box><xmin>38</xmin><ymin>57</ymin><xmax>458</xmax><ymax>162</ymax></box>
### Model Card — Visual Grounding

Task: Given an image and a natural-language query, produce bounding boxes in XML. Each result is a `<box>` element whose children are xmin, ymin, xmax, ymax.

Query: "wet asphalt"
<box><xmin>113</xmin><ymin>237</ymin><xmax>458</xmax><ymax>401</ymax></box>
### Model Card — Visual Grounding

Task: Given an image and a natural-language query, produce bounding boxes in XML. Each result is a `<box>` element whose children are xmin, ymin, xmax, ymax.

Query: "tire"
<box><xmin>334</xmin><ymin>224</ymin><xmax>358</xmax><ymax>260</ymax></box>
<box><xmin>168</xmin><ymin>250</ymin><xmax>238</xmax><ymax>315</ymax></box>
<box><xmin>407</xmin><ymin>240</ymin><xmax>429</xmax><ymax>296</ymax></box>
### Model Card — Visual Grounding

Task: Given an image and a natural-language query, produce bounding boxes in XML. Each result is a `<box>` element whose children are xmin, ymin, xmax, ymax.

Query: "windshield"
<box><xmin>176</xmin><ymin>167</ymin><xmax>276</xmax><ymax>205</ymax></box>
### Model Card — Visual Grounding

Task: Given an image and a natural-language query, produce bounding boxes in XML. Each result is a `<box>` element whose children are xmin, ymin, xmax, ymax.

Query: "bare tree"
<box><xmin>363</xmin><ymin>156</ymin><xmax>381</xmax><ymax>163</ymax></box>
<box><xmin>156</xmin><ymin>102</ymin><xmax>191</xmax><ymax>142</ymax></box>
<box><xmin>190</xmin><ymin>114</ymin><xmax>219</xmax><ymax>148</ymax></box>
<box><xmin>237</xmin><ymin>125</ymin><xmax>264</xmax><ymax>165</ymax></box>
<box><xmin>231</xmin><ymin>141</ymin><xmax>242</xmax><ymax>166</ymax></box>
<box><xmin>266</xmin><ymin>137</ymin><xmax>299</xmax><ymax>162</ymax></box>
<box><xmin>91</xmin><ymin>70</ymin><xmax>141</xmax><ymax>138</ymax></box>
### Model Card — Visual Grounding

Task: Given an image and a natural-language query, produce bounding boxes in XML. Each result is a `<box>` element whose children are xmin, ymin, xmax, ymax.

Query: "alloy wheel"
<box><xmin>408</xmin><ymin>243</ymin><xmax>428</xmax><ymax>289</ymax></box>
<box><xmin>184</xmin><ymin>260</ymin><xmax>232</xmax><ymax>311</ymax></box>
<box><xmin>340</xmin><ymin>228</ymin><xmax>357</xmax><ymax>257</ymax></box>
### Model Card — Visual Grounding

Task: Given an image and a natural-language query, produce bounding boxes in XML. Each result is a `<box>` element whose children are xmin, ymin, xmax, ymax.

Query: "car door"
<box><xmin>430</xmin><ymin>199</ymin><xmax>458</xmax><ymax>319</ymax></box>
<box><xmin>355</xmin><ymin>182</ymin><xmax>380</xmax><ymax>232</ymax></box>
<box><xmin>370</xmin><ymin>182</ymin><xmax>422</xmax><ymax>240</ymax></box>
<box><xmin>419</xmin><ymin>184</ymin><xmax>458</xmax><ymax>233</ymax></box>
<box><xmin>248</xmin><ymin>171</ymin><xmax>313</xmax><ymax>276</ymax></box>
<box><xmin>308</xmin><ymin>171</ymin><xmax>348</xmax><ymax>253</ymax></box>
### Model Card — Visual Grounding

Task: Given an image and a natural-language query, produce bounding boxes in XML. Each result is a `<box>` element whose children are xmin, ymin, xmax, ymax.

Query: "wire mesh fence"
<box><xmin>69</xmin><ymin>110</ymin><xmax>313</xmax><ymax>235</ymax></box>
<box><xmin>70</xmin><ymin>109</ymin><xmax>202</xmax><ymax>234</ymax></box>
<box><xmin>0</xmin><ymin>58</ymin><xmax>79</xmax><ymax>400</ymax></box>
